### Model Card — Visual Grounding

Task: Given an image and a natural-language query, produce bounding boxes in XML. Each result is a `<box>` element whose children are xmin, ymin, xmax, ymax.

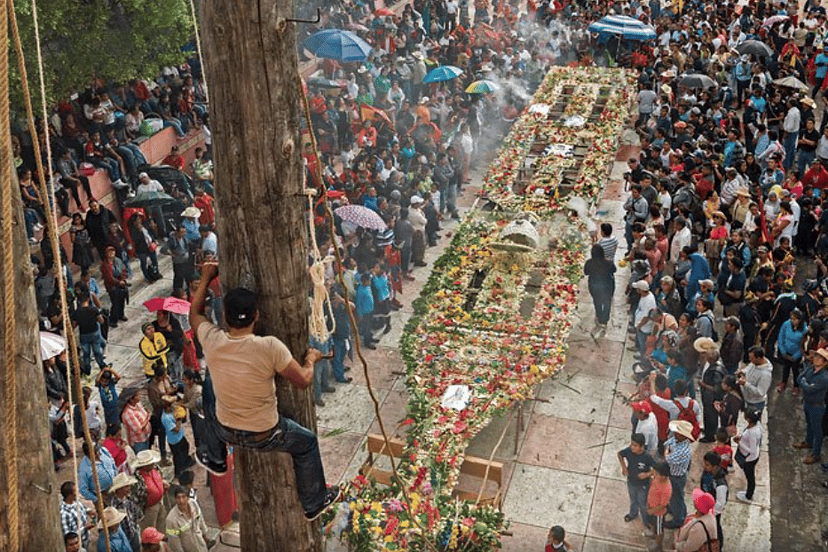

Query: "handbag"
<box><xmin>696</xmin><ymin>519</ymin><xmax>720</xmax><ymax>552</ymax></box>
<box><xmin>734</xmin><ymin>448</ymin><xmax>747</xmax><ymax>469</ymax></box>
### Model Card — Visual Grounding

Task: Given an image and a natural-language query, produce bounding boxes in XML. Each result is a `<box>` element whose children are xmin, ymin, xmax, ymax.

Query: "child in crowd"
<box><xmin>618</xmin><ymin>433</ymin><xmax>654</xmax><ymax>523</ymax></box>
<box><xmin>713</xmin><ymin>428</ymin><xmax>733</xmax><ymax>471</ymax></box>
<box><xmin>545</xmin><ymin>525</ymin><xmax>573</xmax><ymax>552</ymax></box>
<box><xmin>95</xmin><ymin>366</ymin><xmax>121</xmax><ymax>427</ymax></box>
<box><xmin>701</xmin><ymin>451</ymin><xmax>729</xmax><ymax>547</ymax></box>
<box><xmin>644</xmin><ymin>461</ymin><xmax>672</xmax><ymax>552</ymax></box>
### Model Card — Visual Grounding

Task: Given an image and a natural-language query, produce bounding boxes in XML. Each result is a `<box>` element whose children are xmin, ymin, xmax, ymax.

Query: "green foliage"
<box><xmin>10</xmin><ymin>0</ymin><xmax>192</xmax><ymax>109</ymax></box>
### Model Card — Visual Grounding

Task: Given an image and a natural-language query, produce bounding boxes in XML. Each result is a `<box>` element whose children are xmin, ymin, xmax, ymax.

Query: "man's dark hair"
<box><xmin>748</xmin><ymin>345</ymin><xmax>765</xmax><ymax>358</ymax></box>
<box><xmin>654</xmin><ymin>460</ymin><xmax>671</xmax><ymax>476</ymax></box>
<box><xmin>704</xmin><ymin>451</ymin><xmax>722</xmax><ymax>466</ymax></box>
<box><xmin>105</xmin><ymin>423</ymin><xmax>120</xmax><ymax>437</ymax></box>
<box><xmin>673</xmin><ymin>379</ymin><xmax>688</xmax><ymax>396</ymax></box>
<box><xmin>223</xmin><ymin>287</ymin><xmax>257</xmax><ymax>329</ymax></box>
<box><xmin>600</xmin><ymin>222</ymin><xmax>613</xmax><ymax>236</ymax></box>
<box><xmin>631</xmin><ymin>433</ymin><xmax>646</xmax><ymax>446</ymax></box>
<box><xmin>178</xmin><ymin>470</ymin><xmax>194</xmax><ymax>486</ymax></box>
<box><xmin>549</xmin><ymin>525</ymin><xmax>566</xmax><ymax>542</ymax></box>
<box><xmin>64</xmin><ymin>532</ymin><xmax>80</xmax><ymax>546</ymax></box>
<box><xmin>60</xmin><ymin>481</ymin><xmax>75</xmax><ymax>499</ymax></box>
<box><xmin>171</xmin><ymin>484</ymin><xmax>188</xmax><ymax>497</ymax></box>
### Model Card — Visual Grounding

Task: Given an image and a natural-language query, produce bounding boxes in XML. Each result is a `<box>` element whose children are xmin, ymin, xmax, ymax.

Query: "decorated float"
<box><xmin>334</xmin><ymin>66</ymin><xmax>633</xmax><ymax>551</ymax></box>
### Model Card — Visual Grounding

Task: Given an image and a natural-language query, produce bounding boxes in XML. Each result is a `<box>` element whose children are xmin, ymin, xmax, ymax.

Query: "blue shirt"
<box><xmin>97</xmin><ymin>525</ymin><xmax>133</xmax><ymax>552</ymax></box>
<box><xmin>355</xmin><ymin>283</ymin><xmax>374</xmax><ymax>317</ymax></box>
<box><xmin>97</xmin><ymin>381</ymin><xmax>119</xmax><ymax>424</ymax></box>
<box><xmin>162</xmin><ymin>411</ymin><xmax>185</xmax><ymax>445</ymax></box>
<box><xmin>183</xmin><ymin>218</ymin><xmax>200</xmax><ymax>243</ymax></box>
<box><xmin>817</xmin><ymin>53</ymin><xmax>828</xmax><ymax>79</ymax></box>
<box><xmin>372</xmin><ymin>273</ymin><xmax>390</xmax><ymax>302</ymax></box>
<box><xmin>750</xmin><ymin>95</ymin><xmax>766</xmax><ymax>114</ymax></box>
<box><xmin>79</xmin><ymin>447</ymin><xmax>117</xmax><ymax>500</ymax></box>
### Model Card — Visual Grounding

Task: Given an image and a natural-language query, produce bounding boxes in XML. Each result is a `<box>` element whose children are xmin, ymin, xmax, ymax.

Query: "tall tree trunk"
<box><xmin>0</xmin><ymin>166</ymin><xmax>62</xmax><ymax>552</ymax></box>
<box><xmin>201</xmin><ymin>1</ymin><xmax>323</xmax><ymax>550</ymax></box>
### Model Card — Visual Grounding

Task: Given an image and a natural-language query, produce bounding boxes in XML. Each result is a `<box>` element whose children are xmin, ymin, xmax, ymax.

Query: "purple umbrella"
<box><xmin>333</xmin><ymin>204</ymin><xmax>386</xmax><ymax>230</ymax></box>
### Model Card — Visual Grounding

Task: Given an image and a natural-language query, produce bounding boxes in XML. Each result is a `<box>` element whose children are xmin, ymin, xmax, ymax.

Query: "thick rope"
<box><xmin>29</xmin><ymin>0</ymin><xmax>83</xmax><ymax>530</ymax></box>
<box><xmin>7</xmin><ymin>1</ymin><xmax>110</xmax><ymax>550</ymax></box>
<box><xmin>297</xmin><ymin>79</ymin><xmax>439</xmax><ymax>552</ymax></box>
<box><xmin>0</xmin><ymin>0</ymin><xmax>20</xmax><ymax>548</ymax></box>
<box><xmin>305</xmin><ymin>187</ymin><xmax>335</xmax><ymax>342</ymax></box>
<box><xmin>187</xmin><ymin>0</ymin><xmax>209</xmax><ymax>104</ymax></box>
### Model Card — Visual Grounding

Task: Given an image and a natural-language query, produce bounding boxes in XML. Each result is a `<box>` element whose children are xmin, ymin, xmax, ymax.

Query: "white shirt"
<box><xmin>738</xmin><ymin>423</ymin><xmax>763</xmax><ymax>462</ymax></box>
<box><xmin>783</xmin><ymin>106</ymin><xmax>801</xmax><ymax>134</ymax></box>
<box><xmin>635</xmin><ymin>412</ymin><xmax>659</xmax><ymax>456</ymax></box>
<box><xmin>635</xmin><ymin>292</ymin><xmax>657</xmax><ymax>333</ymax></box>
<box><xmin>670</xmin><ymin>226</ymin><xmax>692</xmax><ymax>263</ymax></box>
<box><xmin>137</xmin><ymin>179</ymin><xmax>164</xmax><ymax>194</ymax></box>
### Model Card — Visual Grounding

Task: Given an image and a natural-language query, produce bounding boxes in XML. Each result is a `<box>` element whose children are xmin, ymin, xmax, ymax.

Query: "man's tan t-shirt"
<box><xmin>197</xmin><ymin>321</ymin><xmax>292</xmax><ymax>432</ymax></box>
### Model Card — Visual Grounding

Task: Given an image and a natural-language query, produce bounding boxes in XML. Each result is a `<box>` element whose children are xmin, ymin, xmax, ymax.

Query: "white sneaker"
<box><xmin>33</xmin><ymin>222</ymin><xmax>43</xmax><ymax>231</ymax></box>
<box><xmin>112</xmin><ymin>179</ymin><xmax>128</xmax><ymax>189</ymax></box>
<box><xmin>736</xmin><ymin>491</ymin><xmax>751</xmax><ymax>503</ymax></box>
<box><xmin>126</xmin><ymin>190</ymin><xmax>136</xmax><ymax>198</ymax></box>
<box><xmin>28</xmin><ymin>237</ymin><xmax>38</xmax><ymax>245</ymax></box>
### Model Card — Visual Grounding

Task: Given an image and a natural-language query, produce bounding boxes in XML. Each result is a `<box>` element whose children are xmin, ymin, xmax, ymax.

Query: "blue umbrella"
<box><xmin>587</xmin><ymin>15</ymin><xmax>656</xmax><ymax>41</ymax></box>
<box><xmin>304</xmin><ymin>29</ymin><xmax>372</xmax><ymax>62</ymax></box>
<box><xmin>423</xmin><ymin>65</ymin><xmax>463</xmax><ymax>83</ymax></box>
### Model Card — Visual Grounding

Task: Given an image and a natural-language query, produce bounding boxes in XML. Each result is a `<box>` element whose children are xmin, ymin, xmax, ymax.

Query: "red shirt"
<box><xmin>647</xmin><ymin>477</ymin><xmax>672</xmax><ymax>515</ymax></box>
<box><xmin>162</xmin><ymin>154</ymin><xmax>185</xmax><ymax>171</ymax></box>
<box><xmin>647</xmin><ymin>388</ymin><xmax>672</xmax><ymax>441</ymax></box>
<box><xmin>713</xmin><ymin>444</ymin><xmax>733</xmax><ymax>469</ymax></box>
<box><xmin>194</xmin><ymin>194</ymin><xmax>215</xmax><ymax>225</ymax></box>
<box><xmin>140</xmin><ymin>468</ymin><xmax>165</xmax><ymax>507</ymax></box>
<box><xmin>102</xmin><ymin>436</ymin><xmax>127</xmax><ymax>467</ymax></box>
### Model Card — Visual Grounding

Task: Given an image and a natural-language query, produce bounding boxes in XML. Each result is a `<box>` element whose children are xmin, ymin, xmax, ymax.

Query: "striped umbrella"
<box><xmin>587</xmin><ymin>15</ymin><xmax>656</xmax><ymax>41</ymax></box>
<box><xmin>423</xmin><ymin>65</ymin><xmax>463</xmax><ymax>83</ymax></box>
<box><xmin>465</xmin><ymin>79</ymin><xmax>500</xmax><ymax>94</ymax></box>
<box><xmin>334</xmin><ymin>205</ymin><xmax>386</xmax><ymax>230</ymax></box>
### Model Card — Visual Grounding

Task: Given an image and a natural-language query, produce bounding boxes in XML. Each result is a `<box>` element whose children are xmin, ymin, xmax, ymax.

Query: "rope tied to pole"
<box><xmin>7</xmin><ymin>0</ymin><xmax>110</xmax><ymax>549</ymax></box>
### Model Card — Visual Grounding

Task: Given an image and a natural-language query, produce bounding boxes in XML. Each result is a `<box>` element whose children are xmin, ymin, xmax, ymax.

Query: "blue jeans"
<box><xmin>23</xmin><ymin>207</ymin><xmax>38</xmax><ymax>238</ymax></box>
<box><xmin>137</xmin><ymin>251</ymin><xmax>159</xmax><ymax>280</ymax></box>
<box><xmin>636</xmin><ymin>329</ymin><xmax>649</xmax><ymax>358</ymax></box>
<box><xmin>804</xmin><ymin>403</ymin><xmax>826</xmax><ymax>458</ymax></box>
<box><xmin>783</xmin><ymin>132</ymin><xmax>798</xmax><ymax>172</ymax></box>
<box><xmin>215</xmin><ymin>415</ymin><xmax>327</xmax><ymax>514</ymax></box>
<box><xmin>667</xmin><ymin>473</ymin><xmax>687</xmax><ymax>527</ymax></box>
<box><xmin>310</xmin><ymin>337</ymin><xmax>331</xmax><ymax>402</ymax></box>
<box><xmin>90</xmin><ymin>156</ymin><xmax>122</xmax><ymax>182</ymax></box>
<box><xmin>163</xmin><ymin>118</ymin><xmax>186</xmax><ymax>137</ymax></box>
<box><xmin>798</xmin><ymin>149</ymin><xmax>816</xmax><ymax>177</ymax></box>
<box><xmin>79</xmin><ymin>329</ymin><xmax>107</xmax><ymax>375</ymax></box>
<box><xmin>331</xmin><ymin>337</ymin><xmax>349</xmax><ymax>382</ymax></box>
<box><xmin>627</xmin><ymin>481</ymin><xmax>650</xmax><ymax>520</ymax></box>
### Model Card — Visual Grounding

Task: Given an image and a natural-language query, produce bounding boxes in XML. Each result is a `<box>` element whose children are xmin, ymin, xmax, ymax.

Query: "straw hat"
<box><xmin>98</xmin><ymin>507</ymin><xmax>127</xmax><ymax>529</ymax></box>
<box><xmin>131</xmin><ymin>449</ymin><xmax>161</xmax><ymax>470</ymax></box>
<box><xmin>692</xmin><ymin>488</ymin><xmax>716</xmax><ymax>514</ymax></box>
<box><xmin>632</xmin><ymin>280</ymin><xmax>650</xmax><ymax>291</ymax></box>
<box><xmin>693</xmin><ymin>336</ymin><xmax>718</xmax><ymax>353</ymax></box>
<box><xmin>181</xmin><ymin>206</ymin><xmax>201</xmax><ymax>218</ymax></box>
<box><xmin>669</xmin><ymin>419</ymin><xmax>696</xmax><ymax>441</ymax></box>
<box><xmin>109</xmin><ymin>473</ymin><xmax>136</xmax><ymax>493</ymax></box>
<box><xmin>735</xmin><ymin>188</ymin><xmax>751</xmax><ymax>197</ymax></box>
<box><xmin>814</xmin><ymin>348</ymin><xmax>828</xmax><ymax>362</ymax></box>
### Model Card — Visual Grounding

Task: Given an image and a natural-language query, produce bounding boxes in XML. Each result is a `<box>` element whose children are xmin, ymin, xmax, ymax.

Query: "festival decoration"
<box><xmin>332</xmin><ymin>67</ymin><xmax>632</xmax><ymax>551</ymax></box>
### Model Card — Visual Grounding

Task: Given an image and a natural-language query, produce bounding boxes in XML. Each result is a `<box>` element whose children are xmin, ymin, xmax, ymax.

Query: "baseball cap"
<box><xmin>141</xmin><ymin>527</ymin><xmax>167</xmax><ymax>544</ymax></box>
<box><xmin>631</xmin><ymin>401</ymin><xmax>652</xmax><ymax>414</ymax></box>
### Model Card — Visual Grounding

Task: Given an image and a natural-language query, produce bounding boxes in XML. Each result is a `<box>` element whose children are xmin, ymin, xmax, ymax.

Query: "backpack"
<box><xmin>673</xmin><ymin>398</ymin><xmax>701</xmax><ymax>440</ymax></box>
<box><xmin>700</xmin><ymin>311</ymin><xmax>718</xmax><ymax>342</ymax></box>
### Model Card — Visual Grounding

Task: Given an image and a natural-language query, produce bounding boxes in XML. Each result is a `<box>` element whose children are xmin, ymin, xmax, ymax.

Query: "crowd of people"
<box><xmin>28</xmin><ymin>0</ymin><xmax>828</xmax><ymax>549</ymax></box>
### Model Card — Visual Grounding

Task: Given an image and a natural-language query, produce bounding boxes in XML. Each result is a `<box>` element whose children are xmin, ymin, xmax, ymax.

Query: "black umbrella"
<box><xmin>124</xmin><ymin>191</ymin><xmax>176</xmax><ymax>209</ymax></box>
<box><xmin>679</xmin><ymin>73</ymin><xmax>717</xmax><ymax>89</ymax></box>
<box><xmin>117</xmin><ymin>381</ymin><xmax>147</xmax><ymax>413</ymax></box>
<box><xmin>736</xmin><ymin>40</ymin><xmax>773</xmax><ymax>59</ymax></box>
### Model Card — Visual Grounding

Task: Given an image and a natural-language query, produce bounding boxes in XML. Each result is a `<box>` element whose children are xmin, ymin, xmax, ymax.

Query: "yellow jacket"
<box><xmin>140</xmin><ymin>333</ymin><xmax>169</xmax><ymax>377</ymax></box>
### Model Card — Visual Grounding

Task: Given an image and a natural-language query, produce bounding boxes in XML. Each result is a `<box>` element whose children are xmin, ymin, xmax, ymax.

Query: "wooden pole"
<box><xmin>0</xmin><ymin>163</ymin><xmax>62</xmax><ymax>552</ymax></box>
<box><xmin>200</xmin><ymin>0</ymin><xmax>323</xmax><ymax>550</ymax></box>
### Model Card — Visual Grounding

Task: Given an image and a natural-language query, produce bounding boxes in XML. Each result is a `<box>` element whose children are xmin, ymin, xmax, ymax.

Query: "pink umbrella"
<box><xmin>143</xmin><ymin>296</ymin><xmax>191</xmax><ymax>315</ymax></box>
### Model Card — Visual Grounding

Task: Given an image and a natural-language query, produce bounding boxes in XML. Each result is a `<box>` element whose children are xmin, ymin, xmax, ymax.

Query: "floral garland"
<box><xmin>332</xmin><ymin>67</ymin><xmax>631</xmax><ymax>552</ymax></box>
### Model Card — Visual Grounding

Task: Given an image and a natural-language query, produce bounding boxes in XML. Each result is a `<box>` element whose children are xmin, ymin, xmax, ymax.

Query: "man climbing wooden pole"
<box><xmin>200</xmin><ymin>0</ymin><xmax>328</xmax><ymax>549</ymax></box>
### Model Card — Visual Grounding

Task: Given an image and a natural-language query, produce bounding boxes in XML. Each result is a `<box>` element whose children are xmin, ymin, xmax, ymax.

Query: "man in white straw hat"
<box><xmin>97</xmin><ymin>506</ymin><xmax>132</xmax><ymax>552</ymax></box>
<box><xmin>132</xmin><ymin>449</ymin><xmax>169</xmax><ymax>532</ymax></box>
<box><xmin>663</xmin><ymin>419</ymin><xmax>696</xmax><ymax>529</ymax></box>
<box><xmin>109</xmin><ymin>473</ymin><xmax>142</xmax><ymax>552</ymax></box>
